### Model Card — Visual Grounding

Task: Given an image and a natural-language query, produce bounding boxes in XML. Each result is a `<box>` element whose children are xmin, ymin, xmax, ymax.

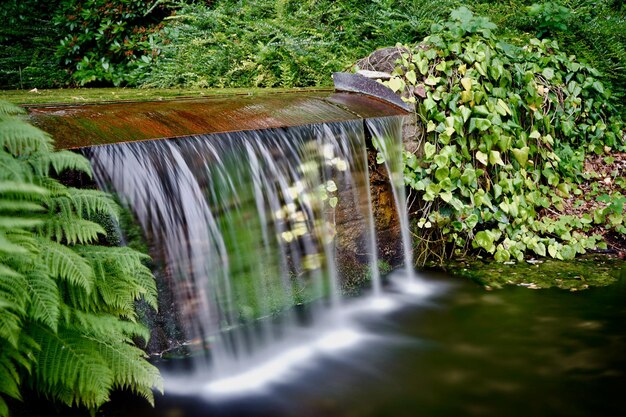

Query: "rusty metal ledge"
<box><xmin>26</xmin><ymin>90</ymin><xmax>409</xmax><ymax>150</ymax></box>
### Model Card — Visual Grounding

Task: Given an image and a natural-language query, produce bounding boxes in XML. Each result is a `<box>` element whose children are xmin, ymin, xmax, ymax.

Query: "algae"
<box><xmin>445</xmin><ymin>254</ymin><xmax>626</xmax><ymax>291</ymax></box>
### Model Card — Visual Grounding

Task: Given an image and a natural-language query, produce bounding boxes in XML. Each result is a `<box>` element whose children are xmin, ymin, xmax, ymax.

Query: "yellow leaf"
<box><xmin>461</xmin><ymin>77</ymin><xmax>472</xmax><ymax>91</ymax></box>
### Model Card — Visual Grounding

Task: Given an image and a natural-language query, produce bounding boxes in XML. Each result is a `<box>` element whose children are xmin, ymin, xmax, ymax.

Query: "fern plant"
<box><xmin>0</xmin><ymin>100</ymin><xmax>162</xmax><ymax>416</ymax></box>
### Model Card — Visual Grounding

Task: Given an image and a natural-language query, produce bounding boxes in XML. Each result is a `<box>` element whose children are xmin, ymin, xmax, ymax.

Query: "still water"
<box><xmin>108</xmin><ymin>266</ymin><xmax>626</xmax><ymax>417</ymax></box>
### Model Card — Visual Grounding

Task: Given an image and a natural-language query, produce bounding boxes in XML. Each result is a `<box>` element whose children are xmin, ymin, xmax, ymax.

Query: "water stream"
<box><xmin>80</xmin><ymin>114</ymin><xmax>626</xmax><ymax>417</ymax></box>
<box><xmin>86</xmin><ymin>116</ymin><xmax>428</xmax><ymax>395</ymax></box>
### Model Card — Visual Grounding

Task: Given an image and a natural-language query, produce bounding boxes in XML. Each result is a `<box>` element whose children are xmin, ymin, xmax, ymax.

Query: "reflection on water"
<box><xmin>106</xmin><ymin>265</ymin><xmax>626</xmax><ymax>417</ymax></box>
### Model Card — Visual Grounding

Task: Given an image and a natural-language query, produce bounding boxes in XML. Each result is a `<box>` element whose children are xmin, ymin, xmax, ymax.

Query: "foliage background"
<box><xmin>1</xmin><ymin>0</ymin><xmax>624</xmax><ymax>115</ymax></box>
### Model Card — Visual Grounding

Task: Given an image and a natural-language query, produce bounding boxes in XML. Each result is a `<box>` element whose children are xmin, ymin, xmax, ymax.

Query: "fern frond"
<box><xmin>0</xmin><ymin>396</ymin><xmax>8</xmax><ymax>417</ymax></box>
<box><xmin>0</xmin><ymin>101</ymin><xmax>25</xmax><ymax>117</ymax></box>
<box><xmin>49</xmin><ymin>189</ymin><xmax>120</xmax><ymax>222</ymax></box>
<box><xmin>69</xmin><ymin>189</ymin><xmax>120</xmax><ymax>221</ymax></box>
<box><xmin>0</xmin><ymin>180</ymin><xmax>49</xmax><ymax>199</ymax></box>
<box><xmin>0</xmin><ymin>216</ymin><xmax>44</xmax><ymax>230</ymax></box>
<box><xmin>30</xmin><ymin>150</ymin><xmax>93</xmax><ymax>178</ymax></box>
<box><xmin>0</xmin><ymin>355</ymin><xmax>21</xmax><ymax>400</ymax></box>
<box><xmin>36</xmin><ymin>176</ymin><xmax>69</xmax><ymax>197</ymax></box>
<box><xmin>0</xmin><ymin>198</ymin><xmax>45</xmax><ymax>213</ymax></box>
<box><xmin>91</xmin><ymin>263</ymin><xmax>139</xmax><ymax>319</ymax></box>
<box><xmin>1</xmin><ymin>230</ymin><xmax>39</xmax><ymax>254</ymax></box>
<box><xmin>64</xmin><ymin>308</ymin><xmax>151</xmax><ymax>344</ymax></box>
<box><xmin>0</xmin><ymin>118</ymin><xmax>53</xmax><ymax>156</ymax></box>
<box><xmin>132</xmin><ymin>265</ymin><xmax>159</xmax><ymax>311</ymax></box>
<box><xmin>0</xmin><ymin>269</ymin><xmax>29</xmax><ymax>327</ymax></box>
<box><xmin>46</xmin><ymin>195</ymin><xmax>74</xmax><ymax>219</ymax></box>
<box><xmin>30</xmin><ymin>325</ymin><xmax>114</xmax><ymax>410</ymax></box>
<box><xmin>0</xmin><ymin>231</ymin><xmax>34</xmax><ymax>256</ymax></box>
<box><xmin>0</xmin><ymin>263</ymin><xmax>21</xmax><ymax>276</ymax></box>
<box><xmin>88</xmin><ymin>335</ymin><xmax>163</xmax><ymax>405</ymax></box>
<box><xmin>77</xmin><ymin>246</ymin><xmax>157</xmax><ymax>310</ymax></box>
<box><xmin>40</xmin><ymin>214</ymin><xmax>106</xmax><ymax>245</ymax></box>
<box><xmin>0</xmin><ymin>307</ymin><xmax>22</xmax><ymax>348</ymax></box>
<box><xmin>0</xmin><ymin>330</ymin><xmax>36</xmax><ymax>407</ymax></box>
<box><xmin>26</xmin><ymin>266</ymin><xmax>60</xmax><ymax>331</ymax></box>
<box><xmin>39</xmin><ymin>238</ymin><xmax>93</xmax><ymax>293</ymax></box>
<box><xmin>0</xmin><ymin>151</ymin><xmax>32</xmax><ymax>182</ymax></box>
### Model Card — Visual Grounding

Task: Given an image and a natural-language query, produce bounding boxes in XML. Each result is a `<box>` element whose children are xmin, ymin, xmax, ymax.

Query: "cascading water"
<box><xmin>86</xmin><ymin>115</ymin><xmax>427</xmax><ymax>397</ymax></box>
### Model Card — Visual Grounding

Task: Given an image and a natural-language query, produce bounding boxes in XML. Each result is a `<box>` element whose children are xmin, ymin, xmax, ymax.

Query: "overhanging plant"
<box><xmin>377</xmin><ymin>7</ymin><xmax>625</xmax><ymax>264</ymax></box>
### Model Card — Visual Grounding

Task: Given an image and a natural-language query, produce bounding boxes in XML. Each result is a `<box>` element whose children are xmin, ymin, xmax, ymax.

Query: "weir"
<box><xmin>26</xmin><ymin>77</ymin><xmax>432</xmax><ymax>397</ymax></box>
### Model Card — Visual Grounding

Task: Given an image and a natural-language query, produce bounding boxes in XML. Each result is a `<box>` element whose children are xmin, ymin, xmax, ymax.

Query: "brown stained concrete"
<box><xmin>26</xmin><ymin>91</ymin><xmax>408</xmax><ymax>149</ymax></box>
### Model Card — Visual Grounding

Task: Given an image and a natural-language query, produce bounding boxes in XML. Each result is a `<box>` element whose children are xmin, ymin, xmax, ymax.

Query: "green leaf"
<box><xmin>461</xmin><ymin>168</ymin><xmax>477</xmax><ymax>185</ymax></box>
<box><xmin>440</xmin><ymin>191</ymin><xmax>453</xmax><ymax>202</ymax></box>
<box><xmin>465</xmin><ymin>214</ymin><xmax>479</xmax><ymax>230</ymax></box>
<box><xmin>476</xmin><ymin>151</ymin><xmax>488</xmax><ymax>166</ymax></box>
<box><xmin>475</xmin><ymin>230</ymin><xmax>496</xmax><ymax>253</ymax></box>
<box><xmin>542</xmin><ymin>67</ymin><xmax>554</xmax><ymax>80</ymax></box>
<box><xmin>592</xmin><ymin>81</ymin><xmax>604</xmax><ymax>95</ymax></box>
<box><xmin>451</xmin><ymin>6</ymin><xmax>474</xmax><ymax>23</ymax></box>
<box><xmin>511</xmin><ymin>147</ymin><xmax>529</xmax><ymax>166</ymax></box>
<box><xmin>424</xmin><ymin>76</ymin><xmax>441</xmax><ymax>86</ymax></box>
<box><xmin>387</xmin><ymin>77</ymin><xmax>405</xmax><ymax>93</ymax></box>
<box><xmin>406</xmin><ymin>70</ymin><xmax>417</xmax><ymax>85</ymax></box>
<box><xmin>417</xmin><ymin>59</ymin><xmax>429</xmax><ymax>75</ymax></box>
<box><xmin>489</xmin><ymin>150</ymin><xmax>504</xmax><ymax>166</ymax></box>
<box><xmin>548</xmin><ymin>244</ymin><xmax>559</xmax><ymax>258</ymax></box>
<box><xmin>494</xmin><ymin>247</ymin><xmax>510</xmax><ymax>262</ymax></box>
<box><xmin>424</xmin><ymin>142</ymin><xmax>436</xmax><ymax>159</ymax></box>
<box><xmin>435</xmin><ymin>167</ymin><xmax>449</xmax><ymax>182</ymax></box>
<box><xmin>434</xmin><ymin>154</ymin><xmax>449</xmax><ymax>168</ymax></box>
<box><xmin>459</xmin><ymin>106</ymin><xmax>472</xmax><ymax>123</ymax></box>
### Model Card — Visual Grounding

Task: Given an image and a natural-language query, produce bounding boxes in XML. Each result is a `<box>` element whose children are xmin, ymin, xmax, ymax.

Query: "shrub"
<box><xmin>140</xmin><ymin>0</ymin><xmax>459</xmax><ymax>88</ymax></box>
<box><xmin>53</xmin><ymin>0</ymin><xmax>172</xmax><ymax>86</ymax></box>
<box><xmin>380</xmin><ymin>7</ymin><xmax>625</xmax><ymax>263</ymax></box>
<box><xmin>0</xmin><ymin>100</ymin><xmax>162</xmax><ymax>416</ymax></box>
<box><xmin>0</xmin><ymin>0</ymin><xmax>68</xmax><ymax>89</ymax></box>
<box><xmin>527</xmin><ymin>1</ymin><xmax>572</xmax><ymax>38</ymax></box>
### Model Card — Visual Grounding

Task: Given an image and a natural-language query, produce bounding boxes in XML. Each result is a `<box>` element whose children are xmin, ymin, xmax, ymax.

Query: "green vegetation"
<box><xmin>0</xmin><ymin>86</ymin><xmax>326</xmax><ymax>105</ymax></box>
<box><xmin>140</xmin><ymin>0</ymin><xmax>453</xmax><ymax>88</ymax></box>
<box><xmin>53</xmin><ymin>0</ymin><xmax>172</xmax><ymax>86</ymax></box>
<box><xmin>0</xmin><ymin>101</ymin><xmax>162</xmax><ymax>416</ymax></box>
<box><xmin>448</xmin><ymin>254</ymin><xmax>625</xmax><ymax>291</ymax></box>
<box><xmin>2</xmin><ymin>1</ymin><xmax>624</xmax><ymax>114</ymax></box>
<box><xmin>380</xmin><ymin>7</ymin><xmax>624</xmax><ymax>265</ymax></box>
<box><xmin>0</xmin><ymin>0</ymin><xmax>67</xmax><ymax>89</ymax></box>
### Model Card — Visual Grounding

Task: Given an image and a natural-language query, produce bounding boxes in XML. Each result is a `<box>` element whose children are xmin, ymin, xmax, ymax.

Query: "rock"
<box><xmin>355</xmin><ymin>46</ymin><xmax>412</xmax><ymax>74</ymax></box>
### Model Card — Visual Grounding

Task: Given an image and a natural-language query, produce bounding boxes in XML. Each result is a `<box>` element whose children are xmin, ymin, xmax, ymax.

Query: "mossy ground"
<box><xmin>0</xmin><ymin>87</ymin><xmax>330</xmax><ymax>106</ymax></box>
<box><xmin>444</xmin><ymin>254</ymin><xmax>626</xmax><ymax>291</ymax></box>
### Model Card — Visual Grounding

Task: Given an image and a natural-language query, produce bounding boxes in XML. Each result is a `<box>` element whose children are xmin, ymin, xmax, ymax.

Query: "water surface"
<box><xmin>109</xmin><ymin>266</ymin><xmax>626</xmax><ymax>417</ymax></box>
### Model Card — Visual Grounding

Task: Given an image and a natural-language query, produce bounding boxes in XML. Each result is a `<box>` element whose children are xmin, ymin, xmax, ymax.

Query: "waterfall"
<box><xmin>366</xmin><ymin>118</ymin><xmax>415</xmax><ymax>282</ymax></box>
<box><xmin>85</xmin><ymin>115</ymin><xmax>418</xmax><ymax>395</ymax></box>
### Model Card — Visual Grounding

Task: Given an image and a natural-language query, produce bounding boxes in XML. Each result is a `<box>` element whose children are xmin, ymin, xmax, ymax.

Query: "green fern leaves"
<box><xmin>0</xmin><ymin>100</ymin><xmax>161</xmax><ymax>416</ymax></box>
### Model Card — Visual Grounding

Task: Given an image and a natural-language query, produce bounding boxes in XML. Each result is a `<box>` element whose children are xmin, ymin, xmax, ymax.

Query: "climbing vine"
<box><xmin>381</xmin><ymin>7</ymin><xmax>625</xmax><ymax>263</ymax></box>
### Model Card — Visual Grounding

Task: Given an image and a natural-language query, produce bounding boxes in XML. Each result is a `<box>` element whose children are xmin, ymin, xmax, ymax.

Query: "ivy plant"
<box><xmin>380</xmin><ymin>7</ymin><xmax>625</xmax><ymax>264</ymax></box>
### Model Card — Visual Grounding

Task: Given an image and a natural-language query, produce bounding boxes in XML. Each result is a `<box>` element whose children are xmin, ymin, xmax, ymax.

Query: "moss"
<box><xmin>445</xmin><ymin>254</ymin><xmax>626</xmax><ymax>291</ymax></box>
<box><xmin>0</xmin><ymin>86</ymin><xmax>330</xmax><ymax>106</ymax></box>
